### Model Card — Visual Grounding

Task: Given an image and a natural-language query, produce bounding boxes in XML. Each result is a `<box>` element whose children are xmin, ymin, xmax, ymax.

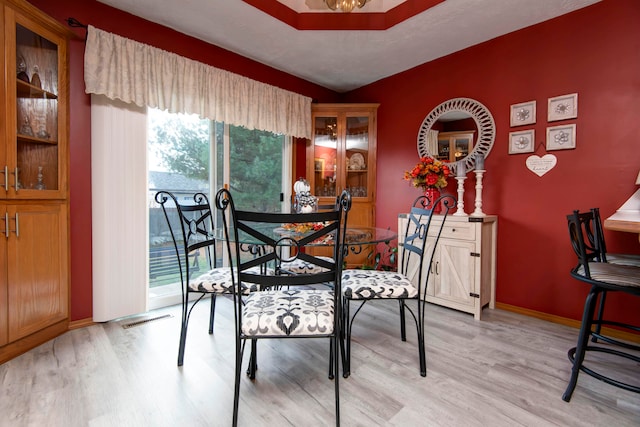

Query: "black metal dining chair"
<box><xmin>341</xmin><ymin>193</ymin><xmax>456</xmax><ymax>377</ymax></box>
<box><xmin>156</xmin><ymin>191</ymin><xmax>241</xmax><ymax>366</ymax></box>
<box><xmin>216</xmin><ymin>188</ymin><xmax>351</xmax><ymax>427</ymax></box>
<box><xmin>562</xmin><ymin>209</ymin><xmax>640</xmax><ymax>402</ymax></box>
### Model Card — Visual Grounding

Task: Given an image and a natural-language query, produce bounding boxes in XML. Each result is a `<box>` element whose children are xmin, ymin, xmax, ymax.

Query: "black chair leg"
<box><xmin>177</xmin><ymin>323</ymin><xmax>187</xmax><ymax>366</ymax></box>
<box><xmin>418</xmin><ymin>329</ymin><xmax>426</xmax><ymax>377</ymax></box>
<box><xmin>333</xmin><ymin>334</ymin><xmax>341</xmax><ymax>427</ymax></box>
<box><xmin>232</xmin><ymin>340</ymin><xmax>243</xmax><ymax>427</ymax></box>
<box><xmin>209</xmin><ymin>295</ymin><xmax>217</xmax><ymax>334</ymax></box>
<box><xmin>177</xmin><ymin>303</ymin><xmax>190</xmax><ymax>366</ymax></box>
<box><xmin>591</xmin><ymin>290</ymin><xmax>606</xmax><ymax>343</ymax></box>
<box><xmin>342</xmin><ymin>298</ymin><xmax>351</xmax><ymax>378</ymax></box>
<box><xmin>399</xmin><ymin>300</ymin><xmax>407</xmax><ymax>341</ymax></box>
<box><xmin>339</xmin><ymin>299</ymin><xmax>348</xmax><ymax>379</ymax></box>
<box><xmin>329</xmin><ymin>339</ymin><xmax>335</xmax><ymax>380</ymax></box>
<box><xmin>416</xmin><ymin>300</ymin><xmax>426</xmax><ymax>377</ymax></box>
<box><xmin>562</xmin><ymin>286</ymin><xmax>599</xmax><ymax>402</ymax></box>
<box><xmin>247</xmin><ymin>339</ymin><xmax>258</xmax><ymax>379</ymax></box>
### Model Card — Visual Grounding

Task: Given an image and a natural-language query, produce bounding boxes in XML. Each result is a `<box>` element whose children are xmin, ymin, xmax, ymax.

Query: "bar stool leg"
<box><xmin>562</xmin><ymin>285</ymin><xmax>600</xmax><ymax>402</ymax></box>
<box><xmin>591</xmin><ymin>291</ymin><xmax>606</xmax><ymax>342</ymax></box>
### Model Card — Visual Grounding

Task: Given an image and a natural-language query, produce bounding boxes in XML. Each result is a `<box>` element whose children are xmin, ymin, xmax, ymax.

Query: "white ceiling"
<box><xmin>96</xmin><ymin>0</ymin><xmax>600</xmax><ymax>93</ymax></box>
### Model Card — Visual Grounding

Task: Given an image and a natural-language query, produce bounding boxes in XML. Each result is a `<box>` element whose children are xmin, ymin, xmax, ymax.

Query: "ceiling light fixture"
<box><xmin>325</xmin><ymin>0</ymin><xmax>371</xmax><ymax>13</ymax></box>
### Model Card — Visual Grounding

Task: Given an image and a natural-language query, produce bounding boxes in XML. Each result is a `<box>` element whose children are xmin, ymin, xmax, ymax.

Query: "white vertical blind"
<box><xmin>91</xmin><ymin>94</ymin><xmax>148</xmax><ymax>322</ymax></box>
<box><xmin>427</xmin><ymin>129</ymin><xmax>439</xmax><ymax>157</ymax></box>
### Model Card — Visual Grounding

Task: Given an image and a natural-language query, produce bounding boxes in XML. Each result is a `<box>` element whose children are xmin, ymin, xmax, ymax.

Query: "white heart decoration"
<box><xmin>526</xmin><ymin>154</ymin><xmax>557</xmax><ymax>177</ymax></box>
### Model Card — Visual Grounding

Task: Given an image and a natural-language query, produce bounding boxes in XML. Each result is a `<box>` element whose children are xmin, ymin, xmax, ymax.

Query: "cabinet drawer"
<box><xmin>429</xmin><ymin>220</ymin><xmax>475</xmax><ymax>241</ymax></box>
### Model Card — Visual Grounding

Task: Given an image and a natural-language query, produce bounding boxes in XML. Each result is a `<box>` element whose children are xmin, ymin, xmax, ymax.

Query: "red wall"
<box><xmin>345</xmin><ymin>0</ymin><xmax>640</xmax><ymax>324</ymax></box>
<box><xmin>26</xmin><ymin>0</ymin><xmax>640</xmax><ymax>325</ymax></box>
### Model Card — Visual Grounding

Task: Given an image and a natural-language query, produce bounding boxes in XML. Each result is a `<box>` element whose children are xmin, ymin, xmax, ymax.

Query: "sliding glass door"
<box><xmin>148</xmin><ymin>109</ymin><xmax>290</xmax><ymax>309</ymax></box>
<box><xmin>212</xmin><ymin>122</ymin><xmax>288</xmax><ymax>212</ymax></box>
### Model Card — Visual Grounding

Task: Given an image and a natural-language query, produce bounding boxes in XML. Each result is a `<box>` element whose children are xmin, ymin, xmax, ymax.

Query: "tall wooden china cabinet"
<box><xmin>0</xmin><ymin>0</ymin><xmax>70</xmax><ymax>363</ymax></box>
<box><xmin>307</xmin><ymin>104</ymin><xmax>378</xmax><ymax>266</ymax></box>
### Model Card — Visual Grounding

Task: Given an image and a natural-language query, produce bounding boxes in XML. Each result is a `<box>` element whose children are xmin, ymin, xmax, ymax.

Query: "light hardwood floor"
<box><xmin>1</xmin><ymin>298</ymin><xmax>639</xmax><ymax>427</ymax></box>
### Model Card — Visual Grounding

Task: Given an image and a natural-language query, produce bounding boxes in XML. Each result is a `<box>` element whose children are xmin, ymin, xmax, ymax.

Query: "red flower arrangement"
<box><xmin>403</xmin><ymin>157</ymin><xmax>451</xmax><ymax>190</ymax></box>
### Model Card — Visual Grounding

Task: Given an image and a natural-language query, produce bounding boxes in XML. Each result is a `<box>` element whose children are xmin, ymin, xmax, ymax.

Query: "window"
<box><xmin>147</xmin><ymin>108</ymin><xmax>290</xmax><ymax>308</ymax></box>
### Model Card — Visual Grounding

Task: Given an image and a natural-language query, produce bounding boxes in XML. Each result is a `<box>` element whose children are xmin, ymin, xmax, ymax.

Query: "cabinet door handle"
<box><xmin>11</xmin><ymin>167</ymin><xmax>19</xmax><ymax>192</ymax></box>
<box><xmin>2</xmin><ymin>213</ymin><xmax>8</xmax><ymax>238</ymax></box>
<box><xmin>430</xmin><ymin>261</ymin><xmax>440</xmax><ymax>275</ymax></box>
<box><xmin>435</xmin><ymin>261</ymin><xmax>439</xmax><ymax>275</ymax></box>
<box><xmin>11</xmin><ymin>213</ymin><xmax>19</xmax><ymax>237</ymax></box>
<box><xmin>1</xmin><ymin>166</ymin><xmax>7</xmax><ymax>191</ymax></box>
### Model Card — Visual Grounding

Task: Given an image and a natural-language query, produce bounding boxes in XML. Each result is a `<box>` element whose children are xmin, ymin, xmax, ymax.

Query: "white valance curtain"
<box><xmin>84</xmin><ymin>25</ymin><xmax>312</xmax><ymax>139</ymax></box>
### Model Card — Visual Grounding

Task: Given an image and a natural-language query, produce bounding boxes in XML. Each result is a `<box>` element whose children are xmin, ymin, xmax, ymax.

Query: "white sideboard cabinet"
<box><xmin>398</xmin><ymin>214</ymin><xmax>497</xmax><ymax>320</ymax></box>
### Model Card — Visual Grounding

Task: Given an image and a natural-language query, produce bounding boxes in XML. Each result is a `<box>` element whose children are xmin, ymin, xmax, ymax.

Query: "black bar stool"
<box><xmin>563</xmin><ymin>209</ymin><xmax>640</xmax><ymax>402</ymax></box>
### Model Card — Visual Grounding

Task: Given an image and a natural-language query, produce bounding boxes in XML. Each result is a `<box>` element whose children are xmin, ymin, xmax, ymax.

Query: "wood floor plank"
<box><xmin>1</xmin><ymin>297</ymin><xmax>639</xmax><ymax>426</ymax></box>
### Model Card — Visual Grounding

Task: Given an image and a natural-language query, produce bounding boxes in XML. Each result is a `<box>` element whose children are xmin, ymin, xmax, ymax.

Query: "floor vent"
<box><xmin>122</xmin><ymin>314</ymin><xmax>173</xmax><ymax>329</ymax></box>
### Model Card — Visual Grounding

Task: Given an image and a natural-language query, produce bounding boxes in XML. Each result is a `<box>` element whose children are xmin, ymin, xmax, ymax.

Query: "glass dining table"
<box><xmin>339</xmin><ymin>226</ymin><xmax>397</xmax><ymax>255</ymax></box>
<box><xmin>215</xmin><ymin>224</ymin><xmax>396</xmax><ymax>246</ymax></box>
<box><xmin>214</xmin><ymin>224</ymin><xmax>397</xmax><ymax>267</ymax></box>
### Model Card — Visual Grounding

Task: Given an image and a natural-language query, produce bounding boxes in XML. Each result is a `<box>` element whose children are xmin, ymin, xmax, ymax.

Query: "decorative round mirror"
<box><xmin>417</xmin><ymin>98</ymin><xmax>495</xmax><ymax>173</ymax></box>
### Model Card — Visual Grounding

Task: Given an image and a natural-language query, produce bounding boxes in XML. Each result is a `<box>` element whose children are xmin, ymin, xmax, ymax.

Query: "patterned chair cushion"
<box><xmin>242</xmin><ymin>289</ymin><xmax>334</xmax><ymax>337</ymax></box>
<box><xmin>578</xmin><ymin>263</ymin><xmax>640</xmax><ymax>288</ymax></box>
<box><xmin>342</xmin><ymin>269</ymin><xmax>418</xmax><ymax>300</ymax></box>
<box><xmin>606</xmin><ymin>253</ymin><xmax>640</xmax><ymax>267</ymax></box>
<box><xmin>189</xmin><ymin>267</ymin><xmax>263</xmax><ymax>295</ymax></box>
<box><xmin>280</xmin><ymin>256</ymin><xmax>334</xmax><ymax>274</ymax></box>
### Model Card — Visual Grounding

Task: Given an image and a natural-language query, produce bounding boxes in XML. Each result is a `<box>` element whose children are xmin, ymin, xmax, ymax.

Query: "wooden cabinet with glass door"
<box><xmin>436</xmin><ymin>131</ymin><xmax>475</xmax><ymax>162</ymax></box>
<box><xmin>307</xmin><ymin>104</ymin><xmax>378</xmax><ymax>266</ymax></box>
<box><xmin>0</xmin><ymin>0</ymin><xmax>70</xmax><ymax>364</ymax></box>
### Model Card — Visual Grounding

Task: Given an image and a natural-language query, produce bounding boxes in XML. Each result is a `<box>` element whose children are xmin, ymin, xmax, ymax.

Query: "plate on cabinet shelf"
<box><xmin>349</xmin><ymin>153</ymin><xmax>365</xmax><ymax>170</ymax></box>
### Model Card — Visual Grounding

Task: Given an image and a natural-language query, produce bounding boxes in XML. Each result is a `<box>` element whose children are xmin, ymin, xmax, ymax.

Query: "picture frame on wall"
<box><xmin>510</xmin><ymin>100</ymin><xmax>536</xmax><ymax>127</ymax></box>
<box><xmin>548</xmin><ymin>93</ymin><xmax>578</xmax><ymax>121</ymax></box>
<box><xmin>546</xmin><ymin>124</ymin><xmax>576</xmax><ymax>151</ymax></box>
<box><xmin>508</xmin><ymin>129</ymin><xmax>535</xmax><ymax>154</ymax></box>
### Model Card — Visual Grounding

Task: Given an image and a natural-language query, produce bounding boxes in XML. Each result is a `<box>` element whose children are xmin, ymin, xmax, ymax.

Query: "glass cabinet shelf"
<box><xmin>17</xmin><ymin>79</ymin><xmax>58</xmax><ymax>99</ymax></box>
